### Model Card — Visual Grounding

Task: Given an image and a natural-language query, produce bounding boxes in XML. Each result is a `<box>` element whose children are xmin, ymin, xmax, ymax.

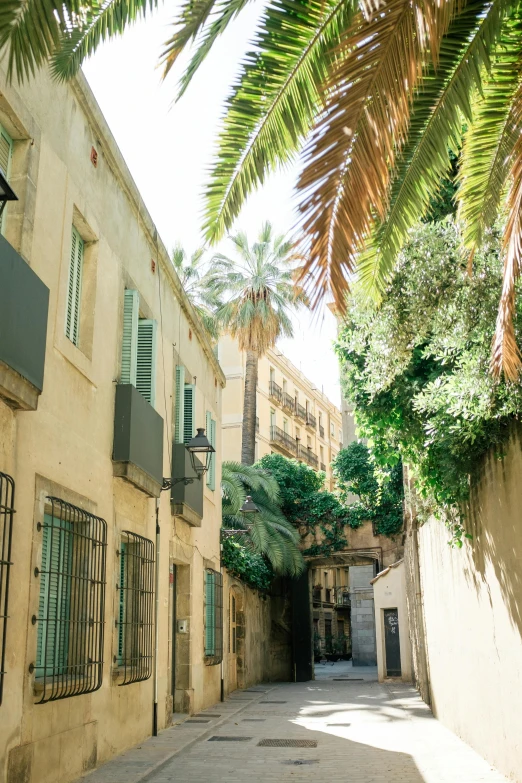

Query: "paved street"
<box><xmin>78</xmin><ymin>671</ymin><xmax>508</xmax><ymax>783</ymax></box>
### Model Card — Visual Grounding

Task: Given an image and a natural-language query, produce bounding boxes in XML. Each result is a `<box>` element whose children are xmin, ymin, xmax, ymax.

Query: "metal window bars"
<box><xmin>116</xmin><ymin>531</ymin><xmax>154</xmax><ymax>685</ymax></box>
<box><xmin>33</xmin><ymin>497</ymin><xmax>107</xmax><ymax>704</ymax></box>
<box><xmin>204</xmin><ymin>569</ymin><xmax>223</xmax><ymax>664</ymax></box>
<box><xmin>0</xmin><ymin>471</ymin><xmax>15</xmax><ymax>706</ymax></box>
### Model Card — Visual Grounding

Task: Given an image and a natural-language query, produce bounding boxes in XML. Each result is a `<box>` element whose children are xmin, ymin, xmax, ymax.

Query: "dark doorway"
<box><xmin>383</xmin><ymin>608</ymin><xmax>401</xmax><ymax>677</ymax></box>
<box><xmin>292</xmin><ymin>569</ymin><xmax>313</xmax><ymax>681</ymax></box>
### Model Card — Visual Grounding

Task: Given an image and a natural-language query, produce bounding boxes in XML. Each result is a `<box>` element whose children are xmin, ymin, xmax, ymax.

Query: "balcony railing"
<box><xmin>297</xmin><ymin>444</ymin><xmax>319</xmax><ymax>468</ymax></box>
<box><xmin>306</xmin><ymin>412</ymin><xmax>317</xmax><ymax>430</ymax></box>
<box><xmin>295</xmin><ymin>402</ymin><xmax>307</xmax><ymax>422</ymax></box>
<box><xmin>270</xmin><ymin>425</ymin><xmax>297</xmax><ymax>456</ymax></box>
<box><xmin>319</xmin><ymin>425</ymin><xmax>325</xmax><ymax>438</ymax></box>
<box><xmin>334</xmin><ymin>587</ymin><xmax>351</xmax><ymax>606</ymax></box>
<box><xmin>320</xmin><ymin>462</ymin><xmax>326</xmax><ymax>471</ymax></box>
<box><xmin>269</xmin><ymin>380</ymin><xmax>282</xmax><ymax>403</ymax></box>
<box><xmin>282</xmin><ymin>392</ymin><xmax>295</xmax><ymax>414</ymax></box>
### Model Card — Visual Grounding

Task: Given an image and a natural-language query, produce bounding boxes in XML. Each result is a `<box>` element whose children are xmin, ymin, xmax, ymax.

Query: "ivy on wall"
<box><xmin>221</xmin><ymin>537</ymin><xmax>274</xmax><ymax>592</ymax></box>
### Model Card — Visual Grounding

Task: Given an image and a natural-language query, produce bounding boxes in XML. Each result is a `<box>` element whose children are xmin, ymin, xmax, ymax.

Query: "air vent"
<box><xmin>258</xmin><ymin>739</ymin><xmax>318</xmax><ymax>748</ymax></box>
<box><xmin>208</xmin><ymin>736</ymin><xmax>252</xmax><ymax>742</ymax></box>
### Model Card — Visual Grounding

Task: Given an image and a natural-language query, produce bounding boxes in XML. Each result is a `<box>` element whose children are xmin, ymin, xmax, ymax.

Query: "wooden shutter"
<box><xmin>174</xmin><ymin>365</ymin><xmax>185</xmax><ymax>444</ymax></box>
<box><xmin>136</xmin><ymin>319</ymin><xmax>157</xmax><ymax>406</ymax></box>
<box><xmin>36</xmin><ymin>515</ymin><xmax>72</xmax><ymax>678</ymax></box>
<box><xmin>121</xmin><ymin>290</ymin><xmax>139</xmax><ymax>385</ymax></box>
<box><xmin>0</xmin><ymin>125</ymin><xmax>12</xmax><ymax>236</ymax></box>
<box><xmin>183</xmin><ymin>384</ymin><xmax>195</xmax><ymax>444</ymax></box>
<box><xmin>65</xmin><ymin>227</ymin><xmax>84</xmax><ymax>346</ymax></box>
<box><xmin>206</xmin><ymin>412</ymin><xmax>216</xmax><ymax>491</ymax></box>
<box><xmin>205</xmin><ymin>571</ymin><xmax>215</xmax><ymax>656</ymax></box>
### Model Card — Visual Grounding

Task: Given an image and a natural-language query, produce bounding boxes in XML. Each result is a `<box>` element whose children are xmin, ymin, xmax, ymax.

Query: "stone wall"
<box><xmin>349</xmin><ymin>565</ymin><xmax>377</xmax><ymax>666</ymax></box>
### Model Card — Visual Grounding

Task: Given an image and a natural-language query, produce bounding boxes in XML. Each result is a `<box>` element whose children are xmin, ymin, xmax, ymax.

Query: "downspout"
<box><xmin>220</xmin><ymin>539</ymin><xmax>225</xmax><ymax>702</ymax></box>
<box><xmin>153</xmin><ymin>497</ymin><xmax>161</xmax><ymax>736</ymax></box>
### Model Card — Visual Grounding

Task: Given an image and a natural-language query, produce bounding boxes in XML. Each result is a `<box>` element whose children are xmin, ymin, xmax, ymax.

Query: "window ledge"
<box><xmin>113</xmin><ymin>461</ymin><xmax>162</xmax><ymax>498</ymax></box>
<box><xmin>0</xmin><ymin>359</ymin><xmax>40</xmax><ymax>410</ymax></box>
<box><xmin>171</xmin><ymin>501</ymin><xmax>202</xmax><ymax>528</ymax></box>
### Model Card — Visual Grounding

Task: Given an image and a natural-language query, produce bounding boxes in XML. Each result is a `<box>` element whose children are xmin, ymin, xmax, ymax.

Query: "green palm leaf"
<box><xmin>202</xmin><ymin>0</ymin><xmax>356</xmax><ymax>243</ymax></box>
<box><xmin>160</xmin><ymin>0</ymin><xmax>221</xmax><ymax>77</ymax></box>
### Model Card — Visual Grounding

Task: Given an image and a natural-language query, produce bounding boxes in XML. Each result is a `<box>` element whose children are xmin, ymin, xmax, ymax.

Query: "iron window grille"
<box><xmin>33</xmin><ymin>496</ymin><xmax>107</xmax><ymax>704</ymax></box>
<box><xmin>116</xmin><ymin>531</ymin><xmax>154</xmax><ymax>685</ymax></box>
<box><xmin>0</xmin><ymin>471</ymin><xmax>15</xmax><ymax>706</ymax></box>
<box><xmin>204</xmin><ymin>569</ymin><xmax>223</xmax><ymax>664</ymax></box>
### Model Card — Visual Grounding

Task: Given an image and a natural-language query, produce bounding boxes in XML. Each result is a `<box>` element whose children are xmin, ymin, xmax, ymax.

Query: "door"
<box><xmin>229</xmin><ymin>592</ymin><xmax>238</xmax><ymax>691</ymax></box>
<box><xmin>383</xmin><ymin>608</ymin><xmax>401</xmax><ymax>677</ymax></box>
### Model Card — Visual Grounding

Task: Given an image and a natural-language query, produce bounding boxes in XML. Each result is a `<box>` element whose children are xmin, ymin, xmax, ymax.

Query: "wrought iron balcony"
<box><xmin>319</xmin><ymin>425</ymin><xmax>325</xmax><ymax>438</ymax></box>
<box><xmin>269</xmin><ymin>380</ymin><xmax>282</xmax><ymax>403</ymax></box>
<box><xmin>307</xmin><ymin>449</ymin><xmax>319</xmax><ymax>469</ymax></box>
<box><xmin>334</xmin><ymin>587</ymin><xmax>351</xmax><ymax>606</ymax></box>
<box><xmin>270</xmin><ymin>425</ymin><xmax>297</xmax><ymax>456</ymax></box>
<box><xmin>306</xmin><ymin>412</ymin><xmax>317</xmax><ymax>429</ymax></box>
<box><xmin>295</xmin><ymin>402</ymin><xmax>307</xmax><ymax>422</ymax></box>
<box><xmin>297</xmin><ymin>444</ymin><xmax>319</xmax><ymax>469</ymax></box>
<box><xmin>282</xmin><ymin>392</ymin><xmax>295</xmax><ymax>413</ymax></box>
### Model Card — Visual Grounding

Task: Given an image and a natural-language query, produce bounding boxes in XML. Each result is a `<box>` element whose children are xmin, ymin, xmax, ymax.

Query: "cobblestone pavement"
<box><xmin>78</xmin><ymin>677</ymin><xmax>508</xmax><ymax>783</ymax></box>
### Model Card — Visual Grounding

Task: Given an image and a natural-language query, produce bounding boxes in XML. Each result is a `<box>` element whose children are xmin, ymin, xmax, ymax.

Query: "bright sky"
<box><xmin>82</xmin><ymin>1</ymin><xmax>341</xmax><ymax>407</ymax></box>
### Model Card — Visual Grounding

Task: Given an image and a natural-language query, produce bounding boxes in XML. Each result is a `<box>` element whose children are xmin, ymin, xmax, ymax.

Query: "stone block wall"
<box><xmin>349</xmin><ymin>565</ymin><xmax>377</xmax><ymax>665</ymax></box>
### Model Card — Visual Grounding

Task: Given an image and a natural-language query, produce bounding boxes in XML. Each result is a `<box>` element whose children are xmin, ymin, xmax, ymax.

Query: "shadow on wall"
<box><xmin>465</xmin><ymin>425</ymin><xmax>522</xmax><ymax>640</ymax></box>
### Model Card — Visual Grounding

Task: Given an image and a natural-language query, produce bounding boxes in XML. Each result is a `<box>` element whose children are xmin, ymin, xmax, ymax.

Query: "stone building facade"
<box><xmin>0</xmin><ymin>65</ymin><xmax>227</xmax><ymax>783</ymax></box>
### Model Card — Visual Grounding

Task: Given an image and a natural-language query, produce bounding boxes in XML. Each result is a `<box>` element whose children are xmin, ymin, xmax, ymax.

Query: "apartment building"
<box><xmin>0</xmin><ymin>65</ymin><xmax>226</xmax><ymax>783</ymax></box>
<box><xmin>219</xmin><ymin>335</ymin><xmax>343</xmax><ymax>485</ymax></box>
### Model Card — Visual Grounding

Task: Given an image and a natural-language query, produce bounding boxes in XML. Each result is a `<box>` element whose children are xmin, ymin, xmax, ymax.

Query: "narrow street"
<box><xmin>78</xmin><ymin>665</ymin><xmax>507</xmax><ymax>783</ymax></box>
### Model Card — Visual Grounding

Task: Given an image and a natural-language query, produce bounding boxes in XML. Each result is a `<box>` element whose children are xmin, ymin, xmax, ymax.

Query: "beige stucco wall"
<box><xmin>372</xmin><ymin>561</ymin><xmax>411</xmax><ymax>682</ymax></box>
<box><xmin>416</xmin><ymin>427</ymin><xmax>522</xmax><ymax>781</ymax></box>
<box><xmin>218</xmin><ymin>335</ymin><xmax>343</xmax><ymax>486</ymax></box>
<box><xmin>0</xmin><ymin>63</ymin><xmax>225</xmax><ymax>783</ymax></box>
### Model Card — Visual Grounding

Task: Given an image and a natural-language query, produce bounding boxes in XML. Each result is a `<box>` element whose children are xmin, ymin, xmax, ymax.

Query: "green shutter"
<box><xmin>174</xmin><ymin>365</ymin><xmax>185</xmax><ymax>444</ymax></box>
<box><xmin>65</xmin><ymin>227</ymin><xmax>84</xmax><ymax>346</ymax></box>
<box><xmin>36</xmin><ymin>515</ymin><xmax>72</xmax><ymax>678</ymax></box>
<box><xmin>0</xmin><ymin>125</ymin><xmax>13</xmax><ymax>236</ymax></box>
<box><xmin>136</xmin><ymin>319</ymin><xmax>157</xmax><ymax>406</ymax></box>
<box><xmin>118</xmin><ymin>543</ymin><xmax>126</xmax><ymax>665</ymax></box>
<box><xmin>121</xmin><ymin>290</ymin><xmax>139</xmax><ymax>385</ymax></box>
<box><xmin>206</xmin><ymin>412</ymin><xmax>216</xmax><ymax>491</ymax></box>
<box><xmin>183</xmin><ymin>384</ymin><xmax>195</xmax><ymax>444</ymax></box>
<box><xmin>205</xmin><ymin>571</ymin><xmax>215</xmax><ymax>656</ymax></box>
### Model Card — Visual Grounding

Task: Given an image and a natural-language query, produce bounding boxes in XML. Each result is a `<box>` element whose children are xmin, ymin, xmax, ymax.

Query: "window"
<box><xmin>339</xmin><ymin>428</ymin><xmax>343</xmax><ymax>444</ymax></box>
<box><xmin>283</xmin><ymin>419</ymin><xmax>288</xmax><ymax>434</ymax></box>
<box><xmin>204</xmin><ymin>569</ymin><xmax>223</xmax><ymax>663</ymax></box>
<box><xmin>65</xmin><ymin>227</ymin><xmax>84</xmax><ymax>346</ymax></box>
<box><xmin>270</xmin><ymin>408</ymin><xmax>276</xmax><ymax>429</ymax></box>
<box><xmin>283</xmin><ymin>379</ymin><xmax>287</xmax><ymax>394</ymax></box>
<box><xmin>295</xmin><ymin>427</ymin><xmax>300</xmax><ymax>441</ymax></box>
<box><xmin>270</xmin><ymin>367</ymin><xmax>275</xmax><ymax>384</ymax></box>
<box><xmin>0</xmin><ymin>471</ymin><xmax>14</xmax><ymax>706</ymax></box>
<box><xmin>330</xmin><ymin>421</ymin><xmax>335</xmax><ymax>437</ymax></box>
<box><xmin>117</xmin><ymin>531</ymin><xmax>155</xmax><ymax>686</ymax></box>
<box><xmin>206</xmin><ymin>411</ymin><xmax>217</xmax><ymax>490</ymax></box>
<box><xmin>0</xmin><ymin>124</ymin><xmax>13</xmax><ymax>235</ymax></box>
<box><xmin>35</xmin><ymin>497</ymin><xmax>107</xmax><ymax>703</ymax></box>
<box><xmin>121</xmin><ymin>289</ymin><xmax>157</xmax><ymax>405</ymax></box>
<box><xmin>174</xmin><ymin>365</ymin><xmax>196</xmax><ymax>444</ymax></box>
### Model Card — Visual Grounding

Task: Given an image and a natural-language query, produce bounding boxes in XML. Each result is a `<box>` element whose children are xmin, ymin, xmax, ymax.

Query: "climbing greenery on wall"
<box><xmin>335</xmin><ymin>219</ymin><xmax>522</xmax><ymax>541</ymax></box>
<box><xmin>221</xmin><ymin>538</ymin><xmax>274</xmax><ymax>592</ymax></box>
<box><xmin>332</xmin><ymin>442</ymin><xmax>404</xmax><ymax>538</ymax></box>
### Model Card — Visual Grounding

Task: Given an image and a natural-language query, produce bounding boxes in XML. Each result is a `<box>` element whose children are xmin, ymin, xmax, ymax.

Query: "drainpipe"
<box><xmin>220</xmin><ymin>540</ymin><xmax>225</xmax><ymax>702</ymax></box>
<box><xmin>153</xmin><ymin>497</ymin><xmax>161</xmax><ymax>736</ymax></box>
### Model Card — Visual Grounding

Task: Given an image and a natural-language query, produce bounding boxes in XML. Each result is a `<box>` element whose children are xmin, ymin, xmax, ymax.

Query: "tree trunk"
<box><xmin>241</xmin><ymin>350</ymin><xmax>258</xmax><ymax>465</ymax></box>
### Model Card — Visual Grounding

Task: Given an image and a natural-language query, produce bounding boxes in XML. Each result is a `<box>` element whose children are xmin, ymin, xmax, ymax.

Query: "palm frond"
<box><xmin>160</xmin><ymin>0</ymin><xmax>219</xmax><ymax>77</ymax></box>
<box><xmin>296</xmin><ymin>0</ymin><xmax>455</xmax><ymax>311</ymax></box>
<box><xmin>202</xmin><ymin>0</ymin><xmax>356</xmax><ymax>243</ymax></box>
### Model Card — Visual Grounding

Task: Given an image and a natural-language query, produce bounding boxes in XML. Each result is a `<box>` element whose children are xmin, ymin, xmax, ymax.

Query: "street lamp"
<box><xmin>0</xmin><ymin>170</ymin><xmax>17</xmax><ymax>217</ymax></box>
<box><xmin>162</xmin><ymin>427</ymin><xmax>215</xmax><ymax>490</ymax></box>
<box><xmin>221</xmin><ymin>496</ymin><xmax>260</xmax><ymax>538</ymax></box>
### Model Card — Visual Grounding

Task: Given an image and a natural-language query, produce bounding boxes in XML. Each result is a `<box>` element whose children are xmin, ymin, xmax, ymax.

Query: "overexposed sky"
<box><xmin>82</xmin><ymin>2</ymin><xmax>341</xmax><ymax>407</ymax></box>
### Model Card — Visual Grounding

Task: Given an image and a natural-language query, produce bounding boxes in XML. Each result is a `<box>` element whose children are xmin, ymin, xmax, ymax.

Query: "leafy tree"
<box><xmin>221</xmin><ymin>538</ymin><xmax>274</xmax><ymax>592</ymax></box>
<box><xmin>171</xmin><ymin>245</ymin><xmax>221</xmax><ymax>341</ymax></box>
<box><xmin>335</xmin><ymin>219</ymin><xmax>522</xmax><ymax>539</ymax></box>
<box><xmin>221</xmin><ymin>461</ymin><xmax>304</xmax><ymax>577</ymax></box>
<box><xmin>209</xmin><ymin>223</ymin><xmax>306</xmax><ymax>465</ymax></box>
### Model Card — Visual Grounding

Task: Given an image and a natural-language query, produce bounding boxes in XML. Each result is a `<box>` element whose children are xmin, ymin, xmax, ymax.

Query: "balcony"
<box><xmin>113</xmin><ymin>384</ymin><xmax>164</xmax><ymax>497</ymax></box>
<box><xmin>270</xmin><ymin>425</ymin><xmax>297</xmax><ymax>457</ymax></box>
<box><xmin>282</xmin><ymin>392</ymin><xmax>295</xmax><ymax>414</ymax></box>
<box><xmin>306</xmin><ymin>412</ymin><xmax>317</xmax><ymax>430</ymax></box>
<box><xmin>319</xmin><ymin>425</ymin><xmax>325</xmax><ymax>439</ymax></box>
<box><xmin>269</xmin><ymin>380</ymin><xmax>282</xmax><ymax>404</ymax></box>
<box><xmin>334</xmin><ymin>587</ymin><xmax>351</xmax><ymax>607</ymax></box>
<box><xmin>295</xmin><ymin>402</ymin><xmax>307</xmax><ymax>422</ymax></box>
<box><xmin>297</xmin><ymin>444</ymin><xmax>319</xmax><ymax>469</ymax></box>
<box><xmin>320</xmin><ymin>462</ymin><xmax>326</xmax><ymax>472</ymax></box>
<box><xmin>170</xmin><ymin>443</ymin><xmax>204</xmax><ymax>527</ymax></box>
<box><xmin>0</xmin><ymin>234</ymin><xmax>49</xmax><ymax>410</ymax></box>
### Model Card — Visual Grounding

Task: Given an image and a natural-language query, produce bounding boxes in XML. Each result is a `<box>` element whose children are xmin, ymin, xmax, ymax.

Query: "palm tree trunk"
<box><xmin>242</xmin><ymin>350</ymin><xmax>258</xmax><ymax>465</ymax></box>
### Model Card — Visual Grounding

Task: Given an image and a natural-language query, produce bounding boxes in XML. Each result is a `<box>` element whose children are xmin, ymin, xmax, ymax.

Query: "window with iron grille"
<box><xmin>34</xmin><ymin>497</ymin><xmax>107</xmax><ymax>704</ymax></box>
<box><xmin>204</xmin><ymin>569</ymin><xmax>223</xmax><ymax>664</ymax></box>
<box><xmin>0</xmin><ymin>471</ymin><xmax>15</xmax><ymax>706</ymax></box>
<box><xmin>116</xmin><ymin>531</ymin><xmax>154</xmax><ymax>685</ymax></box>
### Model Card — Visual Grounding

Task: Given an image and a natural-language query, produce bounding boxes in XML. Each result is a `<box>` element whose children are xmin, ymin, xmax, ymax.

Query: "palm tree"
<box><xmin>221</xmin><ymin>461</ymin><xmax>304</xmax><ymax>577</ymax></box>
<box><xmin>208</xmin><ymin>222</ymin><xmax>306</xmax><ymax>465</ymax></box>
<box><xmin>170</xmin><ymin>244</ymin><xmax>221</xmax><ymax>341</ymax></box>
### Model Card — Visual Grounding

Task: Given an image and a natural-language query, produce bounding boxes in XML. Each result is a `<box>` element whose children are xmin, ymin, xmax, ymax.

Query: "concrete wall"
<box><xmin>416</xmin><ymin>427</ymin><xmax>522</xmax><ymax>782</ymax></box>
<box><xmin>349</xmin><ymin>565</ymin><xmax>377</xmax><ymax>666</ymax></box>
<box><xmin>0</xmin><ymin>64</ymin><xmax>225</xmax><ymax>783</ymax></box>
<box><xmin>372</xmin><ymin>561</ymin><xmax>412</xmax><ymax>682</ymax></box>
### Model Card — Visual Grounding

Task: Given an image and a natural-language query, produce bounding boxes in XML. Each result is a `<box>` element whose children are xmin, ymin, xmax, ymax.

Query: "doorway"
<box><xmin>383</xmin><ymin>608</ymin><xmax>401</xmax><ymax>677</ymax></box>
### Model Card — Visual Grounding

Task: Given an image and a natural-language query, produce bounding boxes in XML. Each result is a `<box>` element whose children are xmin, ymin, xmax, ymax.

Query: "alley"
<box><xmin>78</xmin><ymin>672</ymin><xmax>507</xmax><ymax>783</ymax></box>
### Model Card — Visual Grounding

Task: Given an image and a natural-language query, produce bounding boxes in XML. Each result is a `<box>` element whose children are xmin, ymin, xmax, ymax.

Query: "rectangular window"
<box><xmin>330</xmin><ymin>421</ymin><xmax>335</xmax><ymax>437</ymax></box>
<box><xmin>121</xmin><ymin>290</ymin><xmax>139</xmax><ymax>385</ymax></box>
<box><xmin>206</xmin><ymin>411</ymin><xmax>216</xmax><ymax>490</ymax></box>
<box><xmin>204</xmin><ymin>569</ymin><xmax>223</xmax><ymax>663</ymax></box>
<box><xmin>183</xmin><ymin>383</ymin><xmax>196</xmax><ymax>444</ymax></box>
<box><xmin>117</xmin><ymin>531</ymin><xmax>154</xmax><ymax>686</ymax></box>
<box><xmin>0</xmin><ymin>471</ymin><xmax>15</xmax><ymax>706</ymax></box>
<box><xmin>35</xmin><ymin>497</ymin><xmax>107</xmax><ymax>704</ymax></box>
<box><xmin>270</xmin><ymin>408</ymin><xmax>276</xmax><ymax>429</ymax></box>
<box><xmin>65</xmin><ymin>226</ymin><xmax>84</xmax><ymax>346</ymax></box>
<box><xmin>174</xmin><ymin>365</ymin><xmax>185</xmax><ymax>443</ymax></box>
<box><xmin>0</xmin><ymin>124</ymin><xmax>13</xmax><ymax>235</ymax></box>
<box><xmin>283</xmin><ymin>419</ymin><xmax>288</xmax><ymax>434</ymax></box>
<box><xmin>270</xmin><ymin>367</ymin><xmax>275</xmax><ymax>383</ymax></box>
<box><xmin>120</xmin><ymin>290</ymin><xmax>157</xmax><ymax>406</ymax></box>
<box><xmin>136</xmin><ymin>320</ymin><xmax>157</xmax><ymax>406</ymax></box>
